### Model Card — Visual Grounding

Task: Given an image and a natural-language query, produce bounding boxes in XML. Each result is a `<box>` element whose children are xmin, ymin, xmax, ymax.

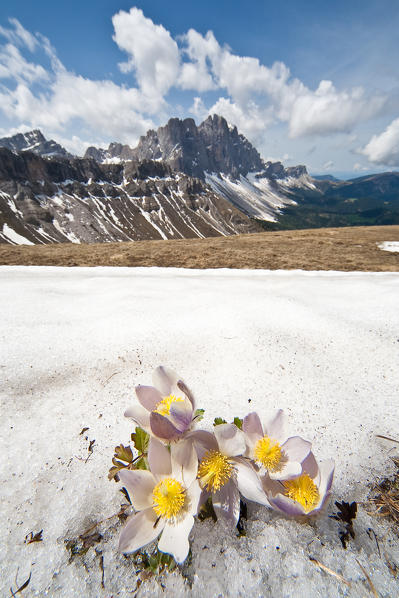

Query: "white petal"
<box><xmin>119</xmin><ymin>469</ymin><xmax>156</xmax><ymax>511</ymax></box>
<box><xmin>148</xmin><ymin>437</ymin><xmax>172</xmax><ymax>477</ymax></box>
<box><xmin>124</xmin><ymin>404</ymin><xmax>151</xmax><ymax>431</ymax></box>
<box><xmin>119</xmin><ymin>508</ymin><xmax>164</xmax><ymax>553</ymax></box>
<box><xmin>301</xmin><ymin>452</ymin><xmax>319</xmax><ymax>479</ymax></box>
<box><xmin>268</xmin><ymin>493</ymin><xmax>306</xmax><ymax>517</ymax></box>
<box><xmin>158</xmin><ymin>513</ymin><xmax>194</xmax><ymax>563</ymax></box>
<box><xmin>269</xmin><ymin>461</ymin><xmax>302</xmax><ymax>481</ymax></box>
<box><xmin>212</xmin><ymin>478</ymin><xmax>240</xmax><ymax>526</ymax></box>
<box><xmin>169</xmin><ymin>396</ymin><xmax>193</xmax><ymax>432</ymax></box>
<box><xmin>235</xmin><ymin>458</ymin><xmax>270</xmax><ymax>507</ymax></box>
<box><xmin>214</xmin><ymin>423</ymin><xmax>246</xmax><ymax>457</ymax></box>
<box><xmin>171</xmin><ymin>439</ymin><xmax>198</xmax><ymax>488</ymax></box>
<box><xmin>318</xmin><ymin>459</ymin><xmax>335</xmax><ymax>498</ymax></box>
<box><xmin>282</xmin><ymin>436</ymin><xmax>311</xmax><ymax>464</ymax></box>
<box><xmin>153</xmin><ymin>366</ymin><xmax>179</xmax><ymax>395</ymax></box>
<box><xmin>265</xmin><ymin>409</ymin><xmax>285</xmax><ymax>441</ymax></box>
<box><xmin>186</xmin><ymin>480</ymin><xmax>202</xmax><ymax>516</ymax></box>
<box><xmin>185</xmin><ymin>429</ymin><xmax>218</xmax><ymax>460</ymax></box>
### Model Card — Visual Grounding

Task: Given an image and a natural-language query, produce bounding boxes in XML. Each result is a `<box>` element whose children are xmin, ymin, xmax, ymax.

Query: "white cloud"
<box><xmin>0</xmin><ymin>43</ymin><xmax>48</xmax><ymax>83</ymax></box>
<box><xmin>0</xmin><ymin>18</ymin><xmax>37</xmax><ymax>52</ymax></box>
<box><xmin>0</xmin><ymin>11</ymin><xmax>394</xmax><ymax>158</ymax></box>
<box><xmin>112</xmin><ymin>7</ymin><xmax>179</xmax><ymax>99</ymax></box>
<box><xmin>322</xmin><ymin>160</ymin><xmax>334</xmax><ymax>170</ymax></box>
<box><xmin>289</xmin><ymin>81</ymin><xmax>386</xmax><ymax>137</ymax></box>
<box><xmin>360</xmin><ymin>118</ymin><xmax>399</xmax><ymax>166</ymax></box>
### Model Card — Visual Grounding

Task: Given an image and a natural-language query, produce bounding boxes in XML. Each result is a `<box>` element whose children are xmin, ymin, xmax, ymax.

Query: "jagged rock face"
<box><xmin>85</xmin><ymin>115</ymin><xmax>265</xmax><ymax>179</ymax></box>
<box><xmin>131</xmin><ymin>115</ymin><xmax>265</xmax><ymax>179</ymax></box>
<box><xmin>0</xmin><ymin>129</ymin><xmax>72</xmax><ymax>159</ymax></box>
<box><xmin>0</xmin><ymin>148</ymin><xmax>261</xmax><ymax>245</ymax></box>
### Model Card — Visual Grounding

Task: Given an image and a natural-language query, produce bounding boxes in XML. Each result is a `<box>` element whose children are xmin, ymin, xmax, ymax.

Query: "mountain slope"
<box><xmin>0</xmin><ymin>149</ymin><xmax>260</xmax><ymax>245</ymax></box>
<box><xmin>85</xmin><ymin>114</ymin><xmax>313</xmax><ymax>222</ymax></box>
<box><xmin>0</xmin><ymin>129</ymin><xmax>72</xmax><ymax>159</ymax></box>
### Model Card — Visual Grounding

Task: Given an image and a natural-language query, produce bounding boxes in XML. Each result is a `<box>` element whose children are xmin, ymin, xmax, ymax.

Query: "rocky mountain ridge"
<box><xmin>0</xmin><ymin>129</ymin><xmax>72</xmax><ymax>159</ymax></box>
<box><xmin>0</xmin><ymin>148</ymin><xmax>260</xmax><ymax>245</ymax></box>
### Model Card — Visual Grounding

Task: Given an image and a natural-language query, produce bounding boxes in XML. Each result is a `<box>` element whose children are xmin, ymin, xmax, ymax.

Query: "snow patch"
<box><xmin>378</xmin><ymin>241</ymin><xmax>399</xmax><ymax>252</ymax></box>
<box><xmin>1</xmin><ymin>223</ymin><xmax>34</xmax><ymax>245</ymax></box>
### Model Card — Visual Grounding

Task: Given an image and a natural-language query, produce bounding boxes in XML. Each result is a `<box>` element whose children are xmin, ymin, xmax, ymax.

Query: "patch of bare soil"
<box><xmin>0</xmin><ymin>225</ymin><xmax>399</xmax><ymax>271</ymax></box>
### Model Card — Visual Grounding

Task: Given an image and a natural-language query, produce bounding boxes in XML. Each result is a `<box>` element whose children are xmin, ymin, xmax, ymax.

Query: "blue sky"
<box><xmin>0</xmin><ymin>0</ymin><xmax>398</xmax><ymax>176</ymax></box>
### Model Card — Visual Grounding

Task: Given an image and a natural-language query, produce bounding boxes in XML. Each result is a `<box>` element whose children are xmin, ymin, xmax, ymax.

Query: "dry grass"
<box><xmin>0</xmin><ymin>225</ymin><xmax>399</xmax><ymax>270</ymax></box>
<box><xmin>369</xmin><ymin>456</ymin><xmax>399</xmax><ymax>531</ymax></box>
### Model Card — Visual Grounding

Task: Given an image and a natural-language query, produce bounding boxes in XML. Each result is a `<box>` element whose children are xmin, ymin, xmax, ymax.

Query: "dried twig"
<box><xmin>9</xmin><ymin>571</ymin><xmax>31</xmax><ymax>597</ymax></box>
<box><xmin>102</xmin><ymin>371</ymin><xmax>120</xmax><ymax>386</ymax></box>
<box><xmin>309</xmin><ymin>556</ymin><xmax>351</xmax><ymax>586</ymax></box>
<box><xmin>357</xmin><ymin>559</ymin><xmax>379</xmax><ymax>597</ymax></box>
<box><xmin>375</xmin><ymin>434</ymin><xmax>399</xmax><ymax>444</ymax></box>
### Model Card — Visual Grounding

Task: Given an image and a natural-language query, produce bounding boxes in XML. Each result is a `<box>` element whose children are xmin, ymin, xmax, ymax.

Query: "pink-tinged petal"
<box><xmin>268</xmin><ymin>493</ymin><xmax>306</xmax><ymax>517</ymax></box>
<box><xmin>177</xmin><ymin>379</ymin><xmax>196</xmax><ymax>409</ymax></box>
<box><xmin>234</xmin><ymin>458</ymin><xmax>270</xmax><ymax>507</ymax></box>
<box><xmin>152</xmin><ymin>366</ymin><xmax>178</xmax><ymax>395</ymax></box>
<box><xmin>158</xmin><ymin>513</ymin><xmax>194</xmax><ymax>563</ymax></box>
<box><xmin>135</xmin><ymin>385</ymin><xmax>162</xmax><ymax>411</ymax></box>
<box><xmin>171</xmin><ymin>440</ymin><xmax>198</xmax><ymax>488</ymax></box>
<box><xmin>185</xmin><ymin>429</ymin><xmax>218</xmax><ymax>459</ymax></box>
<box><xmin>318</xmin><ymin>459</ymin><xmax>335</xmax><ymax>498</ymax></box>
<box><xmin>281</xmin><ymin>436</ymin><xmax>312</xmax><ymax>464</ymax></box>
<box><xmin>269</xmin><ymin>460</ymin><xmax>302</xmax><ymax>481</ymax></box>
<box><xmin>315</xmin><ymin>490</ymin><xmax>333</xmax><ymax>515</ymax></box>
<box><xmin>265</xmin><ymin>409</ymin><xmax>285</xmax><ymax>441</ymax></box>
<box><xmin>119</xmin><ymin>508</ymin><xmax>164</xmax><ymax>554</ymax></box>
<box><xmin>212</xmin><ymin>478</ymin><xmax>240</xmax><ymax>526</ymax></box>
<box><xmin>242</xmin><ymin>412</ymin><xmax>263</xmax><ymax>437</ymax></box>
<box><xmin>148</xmin><ymin>437</ymin><xmax>171</xmax><ymax>477</ymax></box>
<box><xmin>186</xmin><ymin>480</ymin><xmax>202</xmax><ymax>515</ymax></box>
<box><xmin>261</xmin><ymin>474</ymin><xmax>285</xmax><ymax>497</ymax></box>
<box><xmin>301</xmin><ymin>452</ymin><xmax>319</xmax><ymax>479</ymax></box>
<box><xmin>214</xmin><ymin>423</ymin><xmax>246</xmax><ymax>457</ymax></box>
<box><xmin>124</xmin><ymin>404</ymin><xmax>150</xmax><ymax>431</ymax></box>
<box><xmin>169</xmin><ymin>397</ymin><xmax>193</xmax><ymax>432</ymax></box>
<box><xmin>119</xmin><ymin>469</ymin><xmax>156</xmax><ymax>511</ymax></box>
<box><xmin>150</xmin><ymin>411</ymin><xmax>180</xmax><ymax>441</ymax></box>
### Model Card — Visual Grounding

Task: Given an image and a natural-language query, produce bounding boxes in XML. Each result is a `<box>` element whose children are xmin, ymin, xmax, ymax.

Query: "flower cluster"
<box><xmin>114</xmin><ymin>366</ymin><xmax>334</xmax><ymax>564</ymax></box>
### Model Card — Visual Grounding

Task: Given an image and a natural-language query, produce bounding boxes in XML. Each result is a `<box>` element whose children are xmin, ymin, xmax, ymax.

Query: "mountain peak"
<box><xmin>0</xmin><ymin>129</ymin><xmax>71</xmax><ymax>159</ymax></box>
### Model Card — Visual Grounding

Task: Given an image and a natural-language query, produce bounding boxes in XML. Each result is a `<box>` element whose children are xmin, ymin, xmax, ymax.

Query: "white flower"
<box><xmin>125</xmin><ymin>366</ymin><xmax>196</xmax><ymax>442</ymax></box>
<box><xmin>243</xmin><ymin>410</ymin><xmax>311</xmax><ymax>480</ymax></box>
<box><xmin>264</xmin><ymin>452</ymin><xmax>335</xmax><ymax>517</ymax></box>
<box><xmin>118</xmin><ymin>437</ymin><xmax>200</xmax><ymax>563</ymax></box>
<box><xmin>193</xmin><ymin>423</ymin><xmax>269</xmax><ymax>526</ymax></box>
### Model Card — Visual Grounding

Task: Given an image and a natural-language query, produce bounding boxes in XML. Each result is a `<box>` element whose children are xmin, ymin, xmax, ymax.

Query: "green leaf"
<box><xmin>194</xmin><ymin>408</ymin><xmax>205</xmax><ymax>422</ymax></box>
<box><xmin>131</xmin><ymin>427</ymin><xmax>150</xmax><ymax>454</ymax></box>
<box><xmin>114</xmin><ymin>444</ymin><xmax>133</xmax><ymax>463</ymax></box>
<box><xmin>213</xmin><ymin>417</ymin><xmax>227</xmax><ymax>426</ymax></box>
<box><xmin>233</xmin><ymin>417</ymin><xmax>243</xmax><ymax>429</ymax></box>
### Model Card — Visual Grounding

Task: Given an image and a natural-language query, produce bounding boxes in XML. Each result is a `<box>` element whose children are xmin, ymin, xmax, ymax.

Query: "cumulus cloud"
<box><xmin>0</xmin><ymin>10</ymin><xmax>394</xmax><ymax>155</ymax></box>
<box><xmin>288</xmin><ymin>81</ymin><xmax>386</xmax><ymax>137</ymax></box>
<box><xmin>112</xmin><ymin>7</ymin><xmax>179</xmax><ymax>98</ymax></box>
<box><xmin>360</xmin><ymin>118</ymin><xmax>399</xmax><ymax>166</ymax></box>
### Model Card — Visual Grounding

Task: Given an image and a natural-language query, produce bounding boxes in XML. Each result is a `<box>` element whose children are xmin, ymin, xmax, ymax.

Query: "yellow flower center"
<box><xmin>154</xmin><ymin>394</ymin><xmax>184</xmax><ymax>416</ymax></box>
<box><xmin>198</xmin><ymin>450</ymin><xmax>233</xmax><ymax>492</ymax></box>
<box><xmin>254</xmin><ymin>436</ymin><xmax>283</xmax><ymax>471</ymax></box>
<box><xmin>152</xmin><ymin>477</ymin><xmax>186</xmax><ymax>519</ymax></box>
<box><xmin>283</xmin><ymin>474</ymin><xmax>320</xmax><ymax>512</ymax></box>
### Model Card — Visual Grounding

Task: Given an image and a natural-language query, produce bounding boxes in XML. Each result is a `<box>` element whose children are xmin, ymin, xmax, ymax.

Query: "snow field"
<box><xmin>0</xmin><ymin>266</ymin><xmax>398</xmax><ymax>597</ymax></box>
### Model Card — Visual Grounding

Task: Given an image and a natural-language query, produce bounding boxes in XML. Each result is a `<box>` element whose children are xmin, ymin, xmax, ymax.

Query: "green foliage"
<box><xmin>108</xmin><ymin>427</ymin><xmax>150</xmax><ymax>481</ymax></box>
<box><xmin>194</xmin><ymin>408</ymin><xmax>205</xmax><ymax>422</ymax></box>
<box><xmin>233</xmin><ymin>416</ymin><xmax>243</xmax><ymax>429</ymax></box>
<box><xmin>213</xmin><ymin>417</ymin><xmax>227</xmax><ymax>426</ymax></box>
